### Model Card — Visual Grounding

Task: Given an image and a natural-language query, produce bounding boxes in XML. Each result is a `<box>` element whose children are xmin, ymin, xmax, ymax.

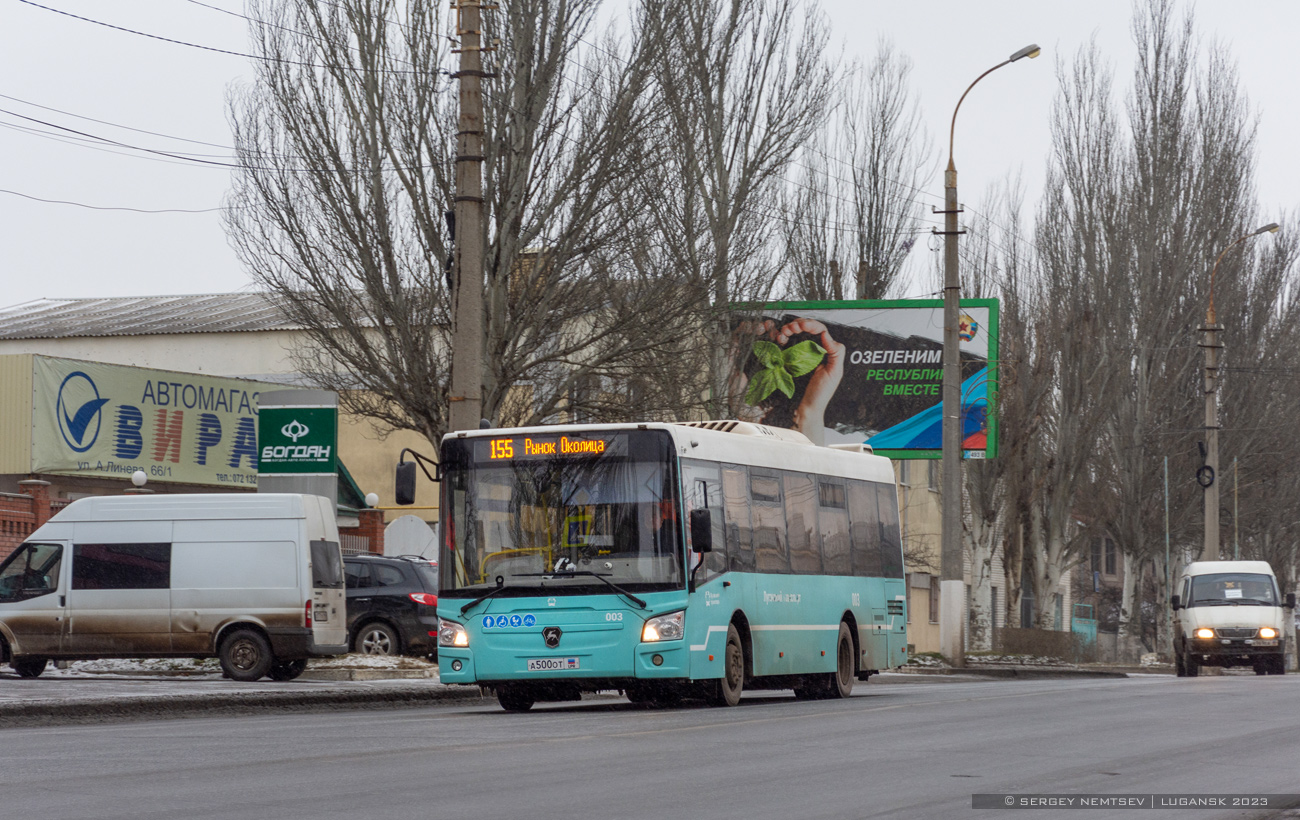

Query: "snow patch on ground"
<box><xmin>904</xmin><ymin>652</ymin><xmax>1079</xmax><ymax>670</ymax></box>
<box><xmin>34</xmin><ymin>654</ymin><xmax>435</xmax><ymax>678</ymax></box>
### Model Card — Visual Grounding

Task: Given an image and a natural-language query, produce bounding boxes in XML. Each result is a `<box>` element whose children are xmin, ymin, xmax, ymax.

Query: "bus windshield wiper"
<box><xmin>459</xmin><ymin>577</ymin><xmax>513</xmax><ymax>616</ymax></box>
<box><xmin>515</xmin><ymin>571</ymin><xmax>647</xmax><ymax>609</ymax></box>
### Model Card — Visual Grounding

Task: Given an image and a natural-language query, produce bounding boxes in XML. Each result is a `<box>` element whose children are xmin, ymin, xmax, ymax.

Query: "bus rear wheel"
<box><xmin>829</xmin><ymin>622</ymin><xmax>855</xmax><ymax>699</ymax></box>
<box><xmin>713</xmin><ymin>624</ymin><xmax>744</xmax><ymax>707</ymax></box>
<box><xmin>795</xmin><ymin>622</ymin><xmax>855</xmax><ymax>699</ymax></box>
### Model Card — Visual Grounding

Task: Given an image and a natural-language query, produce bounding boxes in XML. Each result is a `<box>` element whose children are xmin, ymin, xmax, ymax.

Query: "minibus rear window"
<box><xmin>310</xmin><ymin>540</ymin><xmax>344</xmax><ymax>588</ymax></box>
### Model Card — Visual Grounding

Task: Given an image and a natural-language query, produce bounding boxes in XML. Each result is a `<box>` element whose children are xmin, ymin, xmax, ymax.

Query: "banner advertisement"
<box><xmin>728</xmin><ymin>299</ymin><xmax>998</xmax><ymax>459</ymax></box>
<box><xmin>32</xmin><ymin>356</ymin><xmax>287</xmax><ymax>486</ymax></box>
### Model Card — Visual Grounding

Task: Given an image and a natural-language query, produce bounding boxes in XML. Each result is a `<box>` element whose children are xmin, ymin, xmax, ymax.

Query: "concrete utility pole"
<box><xmin>448</xmin><ymin>0</ymin><xmax>492</xmax><ymax>434</ymax></box>
<box><xmin>1198</xmin><ymin>222</ymin><xmax>1279</xmax><ymax>562</ymax></box>
<box><xmin>938</xmin><ymin>44</ymin><xmax>1039</xmax><ymax>668</ymax></box>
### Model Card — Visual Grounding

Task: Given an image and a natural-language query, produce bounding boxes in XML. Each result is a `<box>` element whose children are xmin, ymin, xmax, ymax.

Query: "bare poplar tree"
<box><xmin>637</xmin><ymin>0</ymin><xmax>834</xmax><ymax>418</ymax></box>
<box><xmin>1032</xmin><ymin>0</ymin><xmax>1300</xmax><ymax>657</ymax></box>
<box><xmin>779</xmin><ymin>39</ymin><xmax>930</xmax><ymax>302</ymax></box>
<box><xmin>226</xmin><ymin>0</ymin><xmax>693</xmax><ymax>446</ymax></box>
<box><xmin>1022</xmin><ymin>37</ymin><xmax>1127</xmax><ymax>632</ymax></box>
<box><xmin>957</xmin><ymin>188</ymin><xmax>1031</xmax><ymax>648</ymax></box>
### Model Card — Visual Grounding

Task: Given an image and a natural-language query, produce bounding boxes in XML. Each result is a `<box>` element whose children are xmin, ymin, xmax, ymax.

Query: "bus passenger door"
<box><xmin>681</xmin><ymin>462</ymin><xmax>734</xmax><ymax>679</ymax></box>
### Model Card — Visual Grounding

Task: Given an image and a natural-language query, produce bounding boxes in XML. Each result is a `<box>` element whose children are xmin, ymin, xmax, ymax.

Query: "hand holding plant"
<box><xmin>744</xmin><ymin>338</ymin><xmax>827</xmax><ymax>405</ymax></box>
<box><xmin>739</xmin><ymin>317</ymin><xmax>845</xmax><ymax>446</ymax></box>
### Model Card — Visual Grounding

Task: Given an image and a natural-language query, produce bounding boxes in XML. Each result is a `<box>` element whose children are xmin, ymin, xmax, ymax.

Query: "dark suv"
<box><xmin>342</xmin><ymin>555</ymin><xmax>439</xmax><ymax>658</ymax></box>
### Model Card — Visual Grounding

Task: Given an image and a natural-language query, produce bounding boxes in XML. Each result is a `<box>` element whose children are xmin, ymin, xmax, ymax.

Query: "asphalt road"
<box><xmin>3</xmin><ymin>673</ymin><xmax>1300</xmax><ymax>820</ymax></box>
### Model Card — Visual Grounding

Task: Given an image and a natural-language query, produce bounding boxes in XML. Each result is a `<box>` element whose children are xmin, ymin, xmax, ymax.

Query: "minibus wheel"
<box><xmin>11</xmin><ymin>657</ymin><xmax>47</xmax><ymax>678</ymax></box>
<box><xmin>219</xmin><ymin>628</ymin><xmax>274</xmax><ymax>681</ymax></box>
<box><xmin>267</xmin><ymin>659</ymin><xmax>308</xmax><ymax>681</ymax></box>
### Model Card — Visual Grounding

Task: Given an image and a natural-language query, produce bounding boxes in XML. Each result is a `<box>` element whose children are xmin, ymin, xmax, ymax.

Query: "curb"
<box><xmin>898</xmin><ymin>666</ymin><xmax>1129</xmax><ymax>680</ymax></box>
<box><xmin>0</xmin><ymin>684</ymin><xmax>490</xmax><ymax>728</ymax></box>
<box><xmin>300</xmin><ymin>669</ymin><xmax>438</xmax><ymax>681</ymax></box>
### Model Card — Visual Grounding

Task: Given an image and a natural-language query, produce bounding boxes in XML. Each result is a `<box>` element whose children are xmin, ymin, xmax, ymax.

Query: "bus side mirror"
<box><xmin>1170</xmin><ymin>594</ymin><xmax>1181</xmax><ymax>610</ymax></box>
<box><xmin>1286</xmin><ymin>592</ymin><xmax>1296</xmax><ymax>610</ymax></box>
<box><xmin>395</xmin><ymin>461</ymin><xmax>417</xmax><ymax>506</ymax></box>
<box><xmin>689</xmin><ymin>508</ymin><xmax>713</xmax><ymax>553</ymax></box>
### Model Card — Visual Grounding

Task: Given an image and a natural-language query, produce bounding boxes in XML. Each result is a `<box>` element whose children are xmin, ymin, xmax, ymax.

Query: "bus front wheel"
<box><xmin>713</xmin><ymin>624</ymin><xmax>745</xmax><ymax>707</ymax></box>
<box><xmin>498</xmin><ymin>684</ymin><xmax>535</xmax><ymax>712</ymax></box>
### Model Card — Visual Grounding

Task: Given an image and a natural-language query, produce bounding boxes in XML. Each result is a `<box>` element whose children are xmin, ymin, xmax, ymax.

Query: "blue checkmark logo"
<box><xmin>56</xmin><ymin>371</ymin><xmax>110</xmax><ymax>453</ymax></box>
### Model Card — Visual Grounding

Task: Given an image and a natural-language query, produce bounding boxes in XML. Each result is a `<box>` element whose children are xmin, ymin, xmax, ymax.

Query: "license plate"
<box><xmin>1250</xmin><ymin>640</ymin><xmax>1278</xmax><ymax>646</ymax></box>
<box><xmin>314</xmin><ymin>607</ymin><xmax>329</xmax><ymax>622</ymax></box>
<box><xmin>527</xmin><ymin>657</ymin><xmax>578</xmax><ymax>671</ymax></box>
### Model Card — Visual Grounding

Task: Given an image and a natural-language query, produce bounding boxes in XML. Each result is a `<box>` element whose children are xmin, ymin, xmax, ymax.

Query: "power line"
<box><xmin>0</xmin><ymin>105</ymin><xmax>247</xmax><ymax>169</ymax></box>
<box><xmin>0</xmin><ymin>104</ymin><xmax>450</xmax><ymax>174</ymax></box>
<box><xmin>16</xmin><ymin>0</ymin><xmax>427</xmax><ymax>75</ymax></box>
<box><xmin>0</xmin><ymin>119</ymin><xmax>220</xmax><ymax>168</ymax></box>
<box><xmin>0</xmin><ymin>92</ymin><xmax>234</xmax><ymax>150</ymax></box>
<box><xmin>0</xmin><ymin>187</ymin><xmax>224</xmax><ymax>214</ymax></box>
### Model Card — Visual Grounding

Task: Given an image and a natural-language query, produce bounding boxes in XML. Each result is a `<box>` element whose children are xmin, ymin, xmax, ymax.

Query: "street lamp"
<box><xmin>1199</xmin><ymin>222</ymin><xmax>1280</xmax><ymax>562</ymax></box>
<box><xmin>938</xmin><ymin>44</ymin><xmax>1039</xmax><ymax>667</ymax></box>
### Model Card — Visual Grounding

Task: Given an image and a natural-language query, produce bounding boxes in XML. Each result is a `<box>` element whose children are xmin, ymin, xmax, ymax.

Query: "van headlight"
<box><xmin>438</xmin><ymin>618</ymin><xmax>469</xmax><ymax>648</ymax></box>
<box><xmin>641</xmin><ymin>610</ymin><xmax>684</xmax><ymax>642</ymax></box>
<box><xmin>1259</xmin><ymin>627</ymin><xmax>1278</xmax><ymax>640</ymax></box>
<box><xmin>1195</xmin><ymin>628</ymin><xmax>1215</xmax><ymax>639</ymax></box>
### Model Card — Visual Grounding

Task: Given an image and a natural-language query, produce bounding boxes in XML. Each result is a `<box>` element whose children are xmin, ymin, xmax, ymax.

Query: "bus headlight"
<box><xmin>439</xmin><ymin>618</ymin><xmax>469</xmax><ymax>648</ymax></box>
<box><xmin>1194</xmin><ymin>628</ymin><xmax>1215</xmax><ymax>640</ymax></box>
<box><xmin>1259</xmin><ymin>627</ymin><xmax>1278</xmax><ymax>640</ymax></box>
<box><xmin>642</xmin><ymin>610</ymin><xmax>684</xmax><ymax>642</ymax></box>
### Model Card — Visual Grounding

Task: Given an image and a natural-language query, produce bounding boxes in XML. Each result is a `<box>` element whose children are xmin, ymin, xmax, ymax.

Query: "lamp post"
<box><xmin>938</xmin><ymin>44</ymin><xmax>1039</xmax><ymax>667</ymax></box>
<box><xmin>1199</xmin><ymin>222</ymin><xmax>1280</xmax><ymax>562</ymax></box>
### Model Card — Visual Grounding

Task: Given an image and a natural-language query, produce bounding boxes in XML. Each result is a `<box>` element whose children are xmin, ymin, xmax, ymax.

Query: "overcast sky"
<box><xmin>2</xmin><ymin>0</ymin><xmax>1296</xmax><ymax>310</ymax></box>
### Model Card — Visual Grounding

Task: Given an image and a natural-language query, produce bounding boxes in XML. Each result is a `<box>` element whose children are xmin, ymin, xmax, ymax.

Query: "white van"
<box><xmin>0</xmin><ymin>494</ymin><xmax>347</xmax><ymax>681</ymax></box>
<box><xmin>1171</xmin><ymin>560</ymin><xmax>1296</xmax><ymax>677</ymax></box>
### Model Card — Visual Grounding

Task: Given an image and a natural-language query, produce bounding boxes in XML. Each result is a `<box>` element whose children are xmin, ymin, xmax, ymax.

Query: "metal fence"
<box><xmin>340</xmin><ymin>533</ymin><xmax>375</xmax><ymax>555</ymax></box>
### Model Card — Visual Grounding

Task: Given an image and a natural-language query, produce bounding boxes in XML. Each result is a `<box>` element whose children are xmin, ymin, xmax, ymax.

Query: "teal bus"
<box><xmin>431</xmin><ymin>420</ymin><xmax>907</xmax><ymax>711</ymax></box>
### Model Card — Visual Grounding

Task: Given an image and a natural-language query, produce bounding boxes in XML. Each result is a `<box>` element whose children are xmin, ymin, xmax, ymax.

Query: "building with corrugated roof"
<box><xmin>0</xmin><ymin>293</ymin><xmax>439</xmax><ymax>538</ymax></box>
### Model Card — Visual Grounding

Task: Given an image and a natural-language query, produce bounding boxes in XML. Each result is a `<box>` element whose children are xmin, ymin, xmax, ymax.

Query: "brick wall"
<box><xmin>0</xmin><ymin>479</ymin><xmax>55</xmax><ymax>561</ymax></box>
<box><xmin>356</xmin><ymin>508</ymin><xmax>385</xmax><ymax>554</ymax></box>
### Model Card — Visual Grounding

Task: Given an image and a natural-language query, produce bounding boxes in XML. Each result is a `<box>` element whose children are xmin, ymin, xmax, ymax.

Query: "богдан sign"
<box><xmin>256</xmin><ymin>405</ymin><xmax>337</xmax><ymax>475</ymax></box>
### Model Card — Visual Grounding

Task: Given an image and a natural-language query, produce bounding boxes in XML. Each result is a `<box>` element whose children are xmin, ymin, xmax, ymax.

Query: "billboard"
<box><xmin>31</xmin><ymin>356</ymin><xmax>290</xmax><ymax>486</ymax></box>
<box><xmin>728</xmin><ymin>299</ymin><xmax>998</xmax><ymax>459</ymax></box>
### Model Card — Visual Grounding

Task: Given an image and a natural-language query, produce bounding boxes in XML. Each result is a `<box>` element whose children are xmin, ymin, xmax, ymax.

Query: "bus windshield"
<box><xmin>440</xmin><ymin>429</ymin><xmax>682</xmax><ymax>595</ymax></box>
<box><xmin>1189</xmin><ymin>573</ymin><xmax>1278</xmax><ymax>606</ymax></box>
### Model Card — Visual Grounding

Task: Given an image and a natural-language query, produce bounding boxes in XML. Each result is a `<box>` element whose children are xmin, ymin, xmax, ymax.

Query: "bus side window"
<box><xmin>847</xmin><ymin>480</ymin><xmax>883</xmax><ymax>577</ymax></box>
<box><xmin>785</xmin><ymin>473</ymin><xmax>820</xmax><ymax>574</ymax></box>
<box><xmin>723</xmin><ymin>467</ymin><xmax>754</xmax><ymax>572</ymax></box>
<box><xmin>876</xmin><ymin>483</ymin><xmax>903</xmax><ymax>578</ymax></box>
<box><xmin>751</xmin><ymin>470</ymin><xmax>788</xmax><ymax>574</ymax></box>
<box><xmin>818</xmin><ymin>481</ymin><xmax>851</xmax><ymax>576</ymax></box>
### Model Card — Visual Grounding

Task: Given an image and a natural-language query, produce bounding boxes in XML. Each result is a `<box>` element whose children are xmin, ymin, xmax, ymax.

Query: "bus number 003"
<box><xmin>606</xmin><ymin>612</ymin><xmax>623</xmax><ymax>621</ymax></box>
